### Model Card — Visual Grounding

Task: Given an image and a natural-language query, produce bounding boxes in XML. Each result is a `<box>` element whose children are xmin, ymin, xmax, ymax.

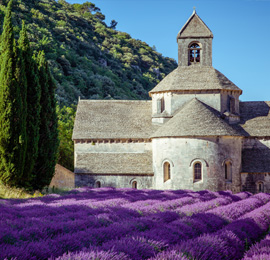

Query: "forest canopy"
<box><xmin>0</xmin><ymin>0</ymin><xmax>177</xmax><ymax>106</ymax></box>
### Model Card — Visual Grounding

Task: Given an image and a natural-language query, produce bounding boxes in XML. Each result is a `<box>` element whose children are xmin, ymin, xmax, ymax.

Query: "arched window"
<box><xmin>164</xmin><ymin>162</ymin><xmax>171</xmax><ymax>182</ymax></box>
<box><xmin>194</xmin><ymin>162</ymin><xmax>202</xmax><ymax>181</ymax></box>
<box><xmin>132</xmin><ymin>181</ymin><xmax>137</xmax><ymax>189</ymax></box>
<box><xmin>225</xmin><ymin>161</ymin><xmax>232</xmax><ymax>182</ymax></box>
<box><xmin>189</xmin><ymin>43</ymin><xmax>201</xmax><ymax>64</ymax></box>
<box><xmin>95</xmin><ymin>181</ymin><xmax>101</xmax><ymax>188</ymax></box>
<box><xmin>257</xmin><ymin>182</ymin><xmax>264</xmax><ymax>192</ymax></box>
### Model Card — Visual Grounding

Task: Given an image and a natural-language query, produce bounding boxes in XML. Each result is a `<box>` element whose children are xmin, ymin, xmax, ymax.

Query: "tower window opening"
<box><xmin>164</xmin><ymin>162</ymin><xmax>171</xmax><ymax>182</ymax></box>
<box><xmin>189</xmin><ymin>43</ymin><xmax>201</xmax><ymax>64</ymax></box>
<box><xmin>194</xmin><ymin>162</ymin><xmax>202</xmax><ymax>181</ymax></box>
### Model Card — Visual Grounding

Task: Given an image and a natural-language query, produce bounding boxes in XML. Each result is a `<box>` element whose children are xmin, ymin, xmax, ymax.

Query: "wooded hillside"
<box><xmin>0</xmin><ymin>0</ymin><xmax>177</xmax><ymax>106</ymax></box>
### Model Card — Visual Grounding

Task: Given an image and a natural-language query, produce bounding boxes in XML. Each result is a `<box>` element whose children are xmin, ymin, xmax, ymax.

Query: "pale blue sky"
<box><xmin>67</xmin><ymin>0</ymin><xmax>270</xmax><ymax>102</ymax></box>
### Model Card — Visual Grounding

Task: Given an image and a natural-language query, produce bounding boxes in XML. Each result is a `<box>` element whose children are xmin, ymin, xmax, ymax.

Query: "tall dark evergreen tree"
<box><xmin>0</xmin><ymin>0</ymin><xmax>26</xmax><ymax>187</ymax></box>
<box><xmin>18</xmin><ymin>21</ymin><xmax>41</xmax><ymax>188</ymax></box>
<box><xmin>32</xmin><ymin>51</ymin><xmax>59</xmax><ymax>190</ymax></box>
<box><xmin>14</xmin><ymin>37</ymin><xmax>27</xmax><ymax>188</ymax></box>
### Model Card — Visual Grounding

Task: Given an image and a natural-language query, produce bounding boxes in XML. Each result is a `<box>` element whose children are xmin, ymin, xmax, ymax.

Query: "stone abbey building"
<box><xmin>72</xmin><ymin>11</ymin><xmax>270</xmax><ymax>193</ymax></box>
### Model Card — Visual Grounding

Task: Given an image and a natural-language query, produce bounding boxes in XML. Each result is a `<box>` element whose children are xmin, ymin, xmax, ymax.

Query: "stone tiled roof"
<box><xmin>177</xmin><ymin>10</ymin><xmax>213</xmax><ymax>40</ymax></box>
<box><xmin>75</xmin><ymin>152</ymin><xmax>153</xmax><ymax>175</ymax></box>
<box><xmin>151</xmin><ymin>98</ymin><xmax>241</xmax><ymax>138</ymax></box>
<box><xmin>72</xmin><ymin>100</ymin><xmax>159</xmax><ymax>140</ymax></box>
<box><xmin>242</xmin><ymin>148</ymin><xmax>270</xmax><ymax>173</ymax></box>
<box><xmin>149</xmin><ymin>66</ymin><xmax>242</xmax><ymax>94</ymax></box>
<box><xmin>239</xmin><ymin>101</ymin><xmax>270</xmax><ymax>137</ymax></box>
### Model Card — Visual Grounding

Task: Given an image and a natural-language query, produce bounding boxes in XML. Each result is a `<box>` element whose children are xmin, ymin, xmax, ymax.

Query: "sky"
<box><xmin>67</xmin><ymin>0</ymin><xmax>270</xmax><ymax>102</ymax></box>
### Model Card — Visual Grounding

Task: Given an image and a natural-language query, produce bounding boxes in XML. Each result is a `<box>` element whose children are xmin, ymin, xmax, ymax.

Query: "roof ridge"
<box><xmin>151</xmin><ymin>98</ymin><xmax>241</xmax><ymax>138</ymax></box>
<box><xmin>149</xmin><ymin>66</ymin><xmax>242</xmax><ymax>94</ymax></box>
<box><xmin>79</xmin><ymin>100</ymin><xmax>152</xmax><ymax>103</ymax></box>
<box><xmin>177</xmin><ymin>11</ymin><xmax>213</xmax><ymax>40</ymax></box>
<box><xmin>171</xmin><ymin>98</ymin><xmax>198</xmax><ymax>116</ymax></box>
<box><xmin>73</xmin><ymin>100</ymin><xmax>158</xmax><ymax>140</ymax></box>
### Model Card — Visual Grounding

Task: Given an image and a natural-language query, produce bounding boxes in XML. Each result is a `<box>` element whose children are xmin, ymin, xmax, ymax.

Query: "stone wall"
<box><xmin>152</xmin><ymin>136</ymin><xmax>242</xmax><ymax>192</ymax></box>
<box><xmin>152</xmin><ymin>92</ymin><xmax>222</xmax><ymax>121</ymax></box>
<box><xmin>74</xmin><ymin>141</ymin><xmax>153</xmax><ymax>188</ymax></box>
<box><xmin>220</xmin><ymin>91</ymin><xmax>240</xmax><ymax>114</ymax></box>
<box><xmin>241</xmin><ymin>173</ymin><xmax>270</xmax><ymax>193</ymax></box>
<box><xmin>75</xmin><ymin>174</ymin><xmax>153</xmax><ymax>189</ymax></box>
<box><xmin>49</xmin><ymin>164</ymin><xmax>75</xmax><ymax>189</ymax></box>
<box><xmin>243</xmin><ymin>138</ymin><xmax>270</xmax><ymax>150</ymax></box>
<box><xmin>178</xmin><ymin>38</ymin><xmax>212</xmax><ymax>67</ymax></box>
<box><xmin>75</xmin><ymin>141</ymin><xmax>152</xmax><ymax>154</ymax></box>
<box><xmin>241</xmin><ymin>138</ymin><xmax>270</xmax><ymax>193</ymax></box>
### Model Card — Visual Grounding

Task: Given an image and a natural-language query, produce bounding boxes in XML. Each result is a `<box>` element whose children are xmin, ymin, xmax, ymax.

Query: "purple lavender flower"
<box><xmin>243</xmin><ymin>234</ymin><xmax>270</xmax><ymax>259</ymax></box>
<box><xmin>53</xmin><ymin>249</ymin><xmax>130</xmax><ymax>260</ymax></box>
<box><xmin>0</xmin><ymin>189</ymin><xmax>268</xmax><ymax>260</ymax></box>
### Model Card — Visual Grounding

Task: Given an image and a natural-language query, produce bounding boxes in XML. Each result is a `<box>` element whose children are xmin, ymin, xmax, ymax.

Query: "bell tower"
<box><xmin>177</xmin><ymin>9</ymin><xmax>213</xmax><ymax>67</ymax></box>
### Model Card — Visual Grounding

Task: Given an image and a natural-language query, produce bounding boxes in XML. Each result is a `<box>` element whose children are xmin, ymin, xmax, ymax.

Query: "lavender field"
<box><xmin>1</xmin><ymin>188</ymin><xmax>270</xmax><ymax>260</ymax></box>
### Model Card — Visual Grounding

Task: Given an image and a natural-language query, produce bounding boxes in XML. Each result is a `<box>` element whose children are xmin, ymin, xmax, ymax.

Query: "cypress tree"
<box><xmin>0</xmin><ymin>0</ymin><xmax>26</xmax><ymax>187</ymax></box>
<box><xmin>32</xmin><ymin>51</ymin><xmax>59</xmax><ymax>190</ymax></box>
<box><xmin>46</xmin><ymin>55</ymin><xmax>59</xmax><ymax>187</ymax></box>
<box><xmin>14</xmin><ymin>37</ymin><xmax>27</xmax><ymax>188</ymax></box>
<box><xmin>18</xmin><ymin>21</ymin><xmax>41</xmax><ymax>188</ymax></box>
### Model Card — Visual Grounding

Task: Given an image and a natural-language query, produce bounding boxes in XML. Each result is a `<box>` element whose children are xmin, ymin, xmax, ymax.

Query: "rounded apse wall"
<box><xmin>152</xmin><ymin>136</ymin><xmax>242</xmax><ymax>192</ymax></box>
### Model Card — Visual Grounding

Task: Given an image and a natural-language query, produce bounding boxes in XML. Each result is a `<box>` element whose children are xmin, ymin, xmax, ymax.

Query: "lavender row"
<box><xmin>0</xmin><ymin>190</ymin><xmax>240</xmax><ymax>251</ymax></box>
<box><xmin>0</xmin><ymin>217</ymin><xmax>159</xmax><ymax>259</ymax></box>
<box><xmin>130</xmin><ymin>194</ymin><xmax>269</xmax><ymax>246</ymax></box>
<box><xmin>206</xmin><ymin>192</ymin><xmax>270</xmax><ymax>222</ymax></box>
<box><xmin>0</xmin><ymin>196</ymin><xmax>238</xmax><ymax>259</ymax></box>
<box><xmin>0</xmin><ymin>190</ymin><xmax>234</xmax><ymax>243</ymax></box>
<box><xmin>50</xmin><ymin>194</ymin><xmax>268</xmax><ymax>260</ymax></box>
<box><xmin>0</xmin><ymin>189</ymin><xmax>256</xmax><ymax>260</ymax></box>
<box><xmin>124</xmin><ymin>190</ymin><xmax>249</xmax><ymax>216</ymax></box>
<box><xmin>124</xmin><ymin>193</ymin><xmax>210</xmax><ymax>215</ymax></box>
<box><xmin>0</xmin><ymin>189</ymin><xmax>247</xmax><ymax>220</ymax></box>
<box><xmin>0</xmin><ymin>188</ymin><xmax>197</xmax><ymax>221</ymax></box>
<box><xmin>97</xmin><ymin>194</ymin><xmax>270</xmax><ymax>259</ymax></box>
<box><xmin>53</xmin><ymin>249</ymin><xmax>131</xmax><ymax>260</ymax></box>
<box><xmin>242</xmin><ymin>234</ymin><xmax>270</xmax><ymax>260</ymax></box>
<box><xmin>154</xmin><ymin>198</ymin><xmax>270</xmax><ymax>260</ymax></box>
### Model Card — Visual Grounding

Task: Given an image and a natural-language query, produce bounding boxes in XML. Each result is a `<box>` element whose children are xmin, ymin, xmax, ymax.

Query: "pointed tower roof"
<box><xmin>177</xmin><ymin>10</ymin><xmax>213</xmax><ymax>40</ymax></box>
<box><xmin>151</xmin><ymin>99</ymin><xmax>241</xmax><ymax>138</ymax></box>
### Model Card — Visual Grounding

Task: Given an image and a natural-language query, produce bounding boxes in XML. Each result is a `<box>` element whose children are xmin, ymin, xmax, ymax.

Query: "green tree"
<box><xmin>0</xmin><ymin>0</ymin><xmax>26</xmax><ymax>187</ymax></box>
<box><xmin>82</xmin><ymin>2</ymin><xmax>100</xmax><ymax>13</ymax></box>
<box><xmin>32</xmin><ymin>51</ymin><xmax>59</xmax><ymax>190</ymax></box>
<box><xmin>18</xmin><ymin>21</ymin><xmax>41</xmax><ymax>188</ymax></box>
<box><xmin>94</xmin><ymin>12</ymin><xmax>105</xmax><ymax>21</ymax></box>
<box><xmin>14</xmin><ymin>39</ymin><xmax>28</xmax><ymax>188</ymax></box>
<box><xmin>57</xmin><ymin>105</ymin><xmax>76</xmax><ymax>171</ymax></box>
<box><xmin>109</xmin><ymin>19</ymin><xmax>118</xmax><ymax>29</ymax></box>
